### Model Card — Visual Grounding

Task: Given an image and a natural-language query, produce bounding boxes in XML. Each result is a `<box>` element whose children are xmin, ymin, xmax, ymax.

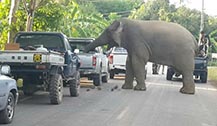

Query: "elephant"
<box><xmin>85</xmin><ymin>18</ymin><xmax>198</xmax><ymax>94</ymax></box>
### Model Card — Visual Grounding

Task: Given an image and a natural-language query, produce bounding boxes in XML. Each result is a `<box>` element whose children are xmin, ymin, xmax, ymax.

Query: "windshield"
<box><xmin>16</xmin><ymin>34</ymin><xmax>64</xmax><ymax>52</ymax></box>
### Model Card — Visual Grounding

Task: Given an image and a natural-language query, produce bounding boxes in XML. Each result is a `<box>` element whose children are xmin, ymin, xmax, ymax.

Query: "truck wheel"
<box><xmin>102</xmin><ymin>73</ymin><xmax>108</xmax><ymax>83</ymax></box>
<box><xmin>49</xmin><ymin>74</ymin><xmax>63</xmax><ymax>104</ymax></box>
<box><xmin>0</xmin><ymin>92</ymin><xmax>15</xmax><ymax>124</ymax></box>
<box><xmin>69</xmin><ymin>71</ymin><xmax>80</xmax><ymax>97</ymax></box>
<box><xmin>166</xmin><ymin>68</ymin><xmax>173</xmax><ymax>80</ymax></box>
<box><xmin>200</xmin><ymin>72</ymin><xmax>207</xmax><ymax>83</ymax></box>
<box><xmin>109</xmin><ymin>71</ymin><xmax>114</xmax><ymax>79</ymax></box>
<box><xmin>93</xmin><ymin>74</ymin><xmax>102</xmax><ymax>86</ymax></box>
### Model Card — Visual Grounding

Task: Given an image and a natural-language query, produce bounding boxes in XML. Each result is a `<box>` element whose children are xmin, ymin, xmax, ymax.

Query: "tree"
<box><xmin>0</xmin><ymin>0</ymin><xmax>10</xmax><ymax>49</ymax></box>
<box><xmin>130</xmin><ymin>0</ymin><xmax>171</xmax><ymax>20</ymax></box>
<box><xmin>7</xmin><ymin>0</ymin><xmax>20</xmax><ymax>43</ymax></box>
<box><xmin>89</xmin><ymin>0</ymin><xmax>141</xmax><ymax>18</ymax></box>
<box><xmin>22</xmin><ymin>0</ymin><xmax>46</xmax><ymax>31</ymax></box>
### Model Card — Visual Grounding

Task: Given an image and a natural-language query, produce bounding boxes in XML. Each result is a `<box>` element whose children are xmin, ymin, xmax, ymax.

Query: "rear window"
<box><xmin>114</xmin><ymin>47</ymin><xmax>127</xmax><ymax>53</ymax></box>
<box><xmin>69</xmin><ymin>42</ymin><xmax>90</xmax><ymax>52</ymax></box>
<box><xmin>16</xmin><ymin>34</ymin><xmax>64</xmax><ymax>52</ymax></box>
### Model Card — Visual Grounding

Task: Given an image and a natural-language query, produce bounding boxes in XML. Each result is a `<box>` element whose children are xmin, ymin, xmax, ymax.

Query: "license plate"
<box><xmin>33</xmin><ymin>54</ymin><xmax>42</xmax><ymax>62</ymax></box>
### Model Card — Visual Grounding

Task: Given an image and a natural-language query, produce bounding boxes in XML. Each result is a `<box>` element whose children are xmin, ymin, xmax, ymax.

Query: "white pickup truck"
<box><xmin>68</xmin><ymin>38</ymin><xmax>109</xmax><ymax>86</ymax></box>
<box><xmin>107</xmin><ymin>47</ymin><xmax>127</xmax><ymax>79</ymax></box>
<box><xmin>107</xmin><ymin>47</ymin><xmax>147</xmax><ymax>79</ymax></box>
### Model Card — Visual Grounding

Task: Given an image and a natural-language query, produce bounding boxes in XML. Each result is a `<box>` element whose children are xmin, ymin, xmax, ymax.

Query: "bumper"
<box><xmin>79</xmin><ymin>69</ymin><xmax>99</xmax><ymax>77</ymax></box>
<box><xmin>194</xmin><ymin>69</ymin><xmax>207</xmax><ymax>75</ymax></box>
<box><xmin>109</xmin><ymin>65</ymin><xmax>126</xmax><ymax>70</ymax></box>
<box><xmin>109</xmin><ymin>65</ymin><xmax>126</xmax><ymax>74</ymax></box>
<box><xmin>0</xmin><ymin>92</ymin><xmax>18</xmax><ymax>111</ymax></box>
<box><xmin>0</xmin><ymin>93</ymin><xmax>7</xmax><ymax>111</ymax></box>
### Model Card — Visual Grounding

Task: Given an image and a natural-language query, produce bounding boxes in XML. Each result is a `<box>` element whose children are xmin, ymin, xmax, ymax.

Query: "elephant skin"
<box><xmin>85</xmin><ymin>18</ymin><xmax>198</xmax><ymax>94</ymax></box>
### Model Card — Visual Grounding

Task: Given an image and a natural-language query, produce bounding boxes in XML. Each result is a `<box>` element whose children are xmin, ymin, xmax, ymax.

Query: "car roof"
<box><xmin>68</xmin><ymin>37</ymin><xmax>95</xmax><ymax>43</ymax></box>
<box><xmin>17</xmin><ymin>31</ymin><xmax>66</xmax><ymax>36</ymax></box>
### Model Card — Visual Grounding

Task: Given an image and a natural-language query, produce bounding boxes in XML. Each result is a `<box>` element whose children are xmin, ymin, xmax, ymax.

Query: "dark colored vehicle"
<box><xmin>0</xmin><ymin>32</ymin><xmax>80</xmax><ymax>104</ymax></box>
<box><xmin>166</xmin><ymin>57</ymin><xmax>208</xmax><ymax>83</ymax></box>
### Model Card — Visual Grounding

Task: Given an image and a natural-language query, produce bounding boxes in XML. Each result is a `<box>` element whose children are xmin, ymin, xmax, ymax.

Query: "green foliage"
<box><xmin>130</xmin><ymin>0</ymin><xmax>170</xmax><ymax>20</ymax></box>
<box><xmin>1</xmin><ymin>0</ymin><xmax>217</xmax><ymax>52</ymax></box>
<box><xmin>171</xmin><ymin>6</ymin><xmax>201</xmax><ymax>37</ymax></box>
<box><xmin>91</xmin><ymin>0</ymin><xmax>141</xmax><ymax>17</ymax></box>
<box><xmin>208</xmin><ymin>61</ymin><xmax>217</xmax><ymax>66</ymax></box>
<box><xmin>33</xmin><ymin>2</ymin><xmax>65</xmax><ymax>31</ymax></box>
<box><xmin>0</xmin><ymin>0</ymin><xmax>10</xmax><ymax>49</ymax></box>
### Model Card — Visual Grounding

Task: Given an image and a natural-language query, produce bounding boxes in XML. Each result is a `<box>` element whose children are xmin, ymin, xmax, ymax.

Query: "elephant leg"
<box><xmin>177</xmin><ymin>57</ymin><xmax>195</xmax><ymax>94</ymax></box>
<box><xmin>180</xmin><ymin>71</ymin><xmax>195</xmax><ymax>94</ymax></box>
<box><xmin>132</xmin><ymin>56</ymin><xmax>147</xmax><ymax>91</ymax></box>
<box><xmin>122</xmin><ymin>56</ymin><xmax>134</xmax><ymax>89</ymax></box>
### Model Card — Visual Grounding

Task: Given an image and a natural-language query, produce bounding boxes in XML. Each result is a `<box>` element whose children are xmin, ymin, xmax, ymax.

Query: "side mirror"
<box><xmin>0</xmin><ymin>65</ymin><xmax>11</xmax><ymax>75</ymax></box>
<box><xmin>74</xmin><ymin>49</ymin><xmax>80</xmax><ymax>54</ymax></box>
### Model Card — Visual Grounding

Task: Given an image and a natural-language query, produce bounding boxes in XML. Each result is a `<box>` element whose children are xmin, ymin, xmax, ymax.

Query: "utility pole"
<box><xmin>200</xmin><ymin>0</ymin><xmax>205</xmax><ymax>31</ymax></box>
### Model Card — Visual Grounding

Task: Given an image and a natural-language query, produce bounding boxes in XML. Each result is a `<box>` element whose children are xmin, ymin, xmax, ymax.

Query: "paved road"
<box><xmin>4</xmin><ymin>64</ymin><xmax>217</xmax><ymax>126</ymax></box>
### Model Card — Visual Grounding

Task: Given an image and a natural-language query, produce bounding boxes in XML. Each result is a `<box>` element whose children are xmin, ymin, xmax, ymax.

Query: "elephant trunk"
<box><xmin>84</xmin><ymin>32</ymin><xmax>108</xmax><ymax>52</ymax></box>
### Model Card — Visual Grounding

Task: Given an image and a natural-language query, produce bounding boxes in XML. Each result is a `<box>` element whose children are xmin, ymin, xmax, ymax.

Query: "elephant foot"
<box><xmin>134</xmin><ymin>84</ymin><xmax>146</xmax><ymax>91</ymax></box>
<box><xmin>179</xmin><ymin>86</ymin><xmax>195</xmax><ymax>94</ymax></box>
<box><xmin>122</xmin><ymin>83</ymin><xmax>133</xmax><ymax>89</ymax></box>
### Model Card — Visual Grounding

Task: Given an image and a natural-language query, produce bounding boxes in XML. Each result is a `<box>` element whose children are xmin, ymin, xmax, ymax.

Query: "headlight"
<box><xmin>0</xmin><ymin>65</ymin><xmax>11</xmax><ymax>75</ymax></box>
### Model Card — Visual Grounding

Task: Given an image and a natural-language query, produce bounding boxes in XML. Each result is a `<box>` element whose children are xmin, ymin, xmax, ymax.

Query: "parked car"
<box><xmin>68</xmin><ymin>38</ymin><xmax>109</xmax><ymax>86</ymax></box>
<box><xmin>0</xmin><ymin>65</ymin><xmax>18</xmax><ymax>124</ymax></box>
<box><xmin>107</xmin><ymin>47</ymin><xmax>147</xmax><ymax>79</ymax></box>
<box><xmin>166</xmin><ymin>56</ymin><xmax>208</xmax><ymax>83</ymax></box>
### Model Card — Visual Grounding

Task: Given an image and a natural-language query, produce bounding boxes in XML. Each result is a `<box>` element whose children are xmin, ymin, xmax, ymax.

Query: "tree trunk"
<box><xmin>26</xmin><ymin>0</ymin><xmax>36</xmax><ymax>31</ymax></box>
<box><xmin>7</xmin><ymin>0</ymin><xmax>20</xmax><ymax>43</ymax></box>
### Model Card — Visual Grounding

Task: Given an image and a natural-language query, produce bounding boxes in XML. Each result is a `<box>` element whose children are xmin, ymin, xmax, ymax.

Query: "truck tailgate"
<box><xmin>78</xmin><ymin>53</ymin><xmax>95</xmax><ymax>68</ymax></box>
<box><xmin>113</xmin><ymin>53</ymin><xmax>127</xmax><ymax>65</ymax></box>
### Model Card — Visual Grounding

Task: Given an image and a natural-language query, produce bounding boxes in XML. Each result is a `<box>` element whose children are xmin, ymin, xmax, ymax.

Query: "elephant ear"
<box><xmin>108</xmin><ymin>21</ymin><xmax>123</xmax><ymax>46</ymax></box>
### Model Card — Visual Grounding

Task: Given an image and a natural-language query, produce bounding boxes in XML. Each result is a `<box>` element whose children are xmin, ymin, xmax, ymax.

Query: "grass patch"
<box><xmin>208</xmin><ymin>67</ymin><xmax>217</xmax><ymax>81</ymax></box>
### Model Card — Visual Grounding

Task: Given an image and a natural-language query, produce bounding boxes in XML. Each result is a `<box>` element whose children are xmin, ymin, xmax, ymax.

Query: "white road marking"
<box><xmin>202</xmin><ymin>123</ymin><xmax>216</xmax><ymax>126</ymax></box>
<box><xmin>147</xmin><ymin>82</ymin><xmax>217</xmax><ymax>92</ymax></box>
<box><xmin>117</xmin><ymin>106</ymin><xmax>129</xmax><ymax>120</ymax></box>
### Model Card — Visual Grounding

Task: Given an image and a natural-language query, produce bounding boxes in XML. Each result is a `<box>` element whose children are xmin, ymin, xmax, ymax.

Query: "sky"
<box><xmin>170</xmin><ymin>0</ymin><xmax>217</xmax><ymax>16</ymax></box>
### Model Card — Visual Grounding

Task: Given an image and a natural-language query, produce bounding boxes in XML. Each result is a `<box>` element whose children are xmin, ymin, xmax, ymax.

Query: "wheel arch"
<box><xmin>49</xmin><ymin>65</ymin><xmax>63</xmax><ymax>76</ymax></box>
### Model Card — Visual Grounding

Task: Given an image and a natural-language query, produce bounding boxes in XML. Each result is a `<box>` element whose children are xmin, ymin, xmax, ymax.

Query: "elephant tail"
<box><xmin>192</xmin><ymin>35</ymin><xmax>199</xmax><ymax>56</ymax></box>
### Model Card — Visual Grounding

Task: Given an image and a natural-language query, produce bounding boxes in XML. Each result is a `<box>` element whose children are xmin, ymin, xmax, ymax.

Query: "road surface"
<box><xmin>5</xmin><ymin>63</ymin><xmax>217</xmax><ymax>126</ymax></box>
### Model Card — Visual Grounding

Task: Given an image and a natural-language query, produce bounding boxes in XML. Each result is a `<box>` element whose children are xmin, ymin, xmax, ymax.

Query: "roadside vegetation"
<box><xmin>208</xmin><ymin>67</ymin><xmax>217</xmax><ymax>81</ymax></box>
<box><xmin>1</xmin><ymin>0</ymin><xmax>217</xmax><ymax>48</ymax></box>
<box><xmin>1</xmin><ymin>0</ymin><xmax>217</xmax><ymax>65</ymax></box>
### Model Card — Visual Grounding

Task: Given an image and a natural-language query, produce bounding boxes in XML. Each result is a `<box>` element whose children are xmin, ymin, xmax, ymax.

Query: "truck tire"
<box><xmin>69</xmin><ymin>71</ymin><xmax>80</xmax><ymax>97</ymax></box>
<box><xmin>102</xmin><ymin>73</ymin><xmax>108</xmax><ymax>83</ymax></box>
<box><xmin>200</xmin><ymin>72</ymin><xmax>207</xmax><ymax>83</ymax></box>
<box><xmin>93</xmin><ymin>74</ymin><xmax>102</xmax><ymax>86</ymax></box>
<box><xmin>0</xmin><ymin>92</ymin><xmax>15</xmax><ymax>124</ymax></box>
<box><xmin>109</xmin><ymin>71</ymin><xmax>114</xmax><ymax>79</ymax></box>
<box><xmin>166</xmin><ymin>68</ymin><xmax>173</xmax><ymax>80</ymax></box>
<box><xmin>49</xmin><ymin>74</ymin><xmax>63</xmax><ymax>105</ymax></box>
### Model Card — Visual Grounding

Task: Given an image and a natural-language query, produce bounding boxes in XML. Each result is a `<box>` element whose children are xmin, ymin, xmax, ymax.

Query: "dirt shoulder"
<box><xmin>208</xmin><ymin>80</ymin><xmax>217</xmax><ymax>88</ymax></box>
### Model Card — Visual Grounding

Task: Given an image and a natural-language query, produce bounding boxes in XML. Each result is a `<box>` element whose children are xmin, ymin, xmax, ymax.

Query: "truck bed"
<box><xmin>0</xmin><ymin>50</ymin><xmax>64</xmax><ymax>64</ymax></box>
